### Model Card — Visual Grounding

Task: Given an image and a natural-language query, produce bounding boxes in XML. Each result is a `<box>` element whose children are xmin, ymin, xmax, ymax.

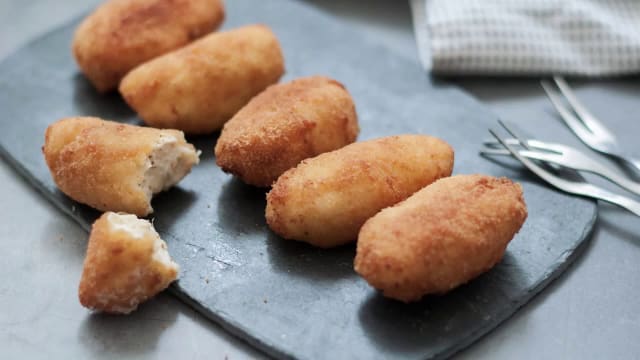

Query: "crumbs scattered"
<box><xmin>58</xmin><ymin>235</ymin><xmax>64</xmax><ymax>241</ymax></box>
<box><xmin>205</xmin><ymin>278</ymin><xmax>209</xmax><ymax>284</ymax></box>
<box><xmin>263</xmin><ymin>298</ymin><xmax>268</xmax><ymax>304</ymax></box>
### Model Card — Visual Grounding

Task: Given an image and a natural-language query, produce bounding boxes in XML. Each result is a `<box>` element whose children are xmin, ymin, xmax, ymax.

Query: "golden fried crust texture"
<box><xmin>79</xmin><ymin>212</ymin><xmax>179</xmax><ymax>314</ymax></box>
<box><xmin>355</xmin><ymin>174</ymin><xmax>528</xmax><ymax>302</ymax></box>
<box><xmin>266</xmin><ymin>135</ymin><xmax>454</xmax><ymax>248</ymax></box>
<box><xmin>73</xmin><ymin>0</ymin><xmax>225</xmax><ymax>93</ymax></box>
<box><xmin>119</xmin><ymin>24</ymin><xmax>285</xmax><ymax>134</ymax></box>
<box><xmin>215</xmin><ymin>76</ymin><xmax>359</xmax><ymax>187</ymax></box>
<box><xmin>43</xmin><ymin>116</ymin><xmax>199</xmax><ymax>216</ymax></box>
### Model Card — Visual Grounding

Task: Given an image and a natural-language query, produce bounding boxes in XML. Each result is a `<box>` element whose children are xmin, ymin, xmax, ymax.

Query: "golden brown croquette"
<box><xmin>73</xmin><ymin>0</ymin><xmax>225</xmax><ymax>92</ymax></box>
<box><xmin>355</xmin><ymin>174</ymin><xmax>528</xmax><ymax>302</ymax></box>
<box><xmin>215</xmin><ymin>76</ymin><xmax>359</xmax><ymax>187</ymax></box>
<box><xmin>266</xmin><ymin>135</ymin><xmax>454</xmax><ymax>248</ymax></box>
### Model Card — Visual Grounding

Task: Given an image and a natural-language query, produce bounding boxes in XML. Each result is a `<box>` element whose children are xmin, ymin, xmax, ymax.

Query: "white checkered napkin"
<box><xmin>410</xmin><ymin>0</ymin><xmax>640</xmax><ymax>76</ymax></box>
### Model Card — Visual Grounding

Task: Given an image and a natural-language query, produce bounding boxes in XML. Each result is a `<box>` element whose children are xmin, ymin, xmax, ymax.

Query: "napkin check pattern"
<box><xmin>411</xmin><ymin>0</ymin><xmax>640</xmax><ymax>76</ymax></box>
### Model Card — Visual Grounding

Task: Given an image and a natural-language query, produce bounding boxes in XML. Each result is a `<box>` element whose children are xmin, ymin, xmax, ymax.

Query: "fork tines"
<box><xmin>541</xmin><ymin>76</ymin><xmax>640</xmax><ymax>174</ymax></box>
<box><xmin>484</xmin><ymin>120</ymin><xmax>640</xmax><ymax>216</ymax></box>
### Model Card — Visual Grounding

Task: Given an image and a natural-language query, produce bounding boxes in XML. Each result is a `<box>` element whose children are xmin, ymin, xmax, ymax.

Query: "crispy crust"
<box><xmin>42</xmin><ymin>116</ymin><xmax>198</xmax><ymax>216</ymax></box>
<box><xmin>215</xmin><ymin>76</ymin><xmax>359</xmax><ymax>187</ymax></box>
<box><xmin>79</xmin><ymin>212</ymin><xmax>179</xmax><ymax>314</ymax></box>
<box><xmin>265</xmin><ymin>135</ymin><xmax>454</xmax><ymax>248</ymax></box>
<box><xmin>119</xmin><ymin>24</ymin><xmax>285</xmax><ymax>134</ymax></box>
<box><xmin>72</xmin><ymin>0</ymin><xmax>225</xmax><ymax>92</ymax></box>
<box><xmin>354</xmin><ymin>174</ymin><xmax>528</xmax><ymax>302</ymax></box>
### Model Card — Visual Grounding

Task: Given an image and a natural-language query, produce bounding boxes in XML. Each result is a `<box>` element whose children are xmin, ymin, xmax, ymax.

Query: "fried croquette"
<box><xmin>266</xmin><ymin>135</ymin><xmax>454</xmax><ymax>248</ymax></box>
<box><xmin>72</xmin><ymin>0</ymin><xmax>225</xmax><ymax>93</ymax></box>
<box><xmin>43</xmin><ymin>116</ymin><xmax>200</xmax><ymax>216</ymax></box>
<box><xmin>215</xmin><ymin>76</ymin><xmax>359</xmax><ymax>187</ymax></box>
<box><xmin>79</xmin><ymin>212</ymin><xmax>179</xmax><ymax>314</ymax></box>
<box><xmin>119</xmin><ymin>25</ymin><xmax>285</xmax><ymax>134</ymax></box>
<box><xmin>355</xmin><ymin>174</ymin><xmax>528</xmax><ymax>302</ymax></box>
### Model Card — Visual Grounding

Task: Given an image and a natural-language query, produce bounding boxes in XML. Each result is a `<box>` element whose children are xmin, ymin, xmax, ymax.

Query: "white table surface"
<box><xmin>1</xmin><ymin>0</ymin><xmax>639</xmax><ymax>359</ymax></box>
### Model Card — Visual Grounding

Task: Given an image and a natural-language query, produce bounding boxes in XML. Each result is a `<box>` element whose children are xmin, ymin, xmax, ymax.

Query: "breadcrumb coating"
<box><xmin>73</xmin><ymin>0</ymin><xmax>225</xmax><ymax>92</ymax></box>
<box><xmin>79</xmin><ymin>212</ymin><xmax>179</xmax><ymax>314</ymax></box>
<box><xmin>266</xmin><ymin>135</ymin><xmax>454</xmax><ymax>248</ymax></box>
<box><xmin>119</xmin><ymin>24</ymin><xmax>285</xmax><ymax>134</ymax></box>
<box><xmin>43</xmin><ymin>117</ymin><xmax>199</xmax><ymax>216</ymax></box>
<box><xmin>215</xmin><ymin>76</ymin><xmax>359</xmax><ymax>187</ymax></box>
<box><xmin>355</xmin><ymin>174</ymin><xmax>528</xmax><ymax>302</ymax></box>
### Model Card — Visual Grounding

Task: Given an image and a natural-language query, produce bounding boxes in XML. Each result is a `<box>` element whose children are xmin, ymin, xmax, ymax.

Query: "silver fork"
<box><xmin>481</xmin><ymin>138</ymin><xmax>640</xmax><ymax>196</ymax></box>
<box><xmin>541</xmin><ymin>76</ymin><xmax>640</xmax><ymax>173</ymax></box>
<box><xmin>487</xmin><ymin>121</ymin><xmax>640</xmax><ymax>217</ymax></box>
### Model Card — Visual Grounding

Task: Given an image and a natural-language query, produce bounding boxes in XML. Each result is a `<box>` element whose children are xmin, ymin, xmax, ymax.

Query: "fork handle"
<box><xmin>583</xmin><ymin>156</ymin><xmax>640</xmax><ymax>196</ymax></box>
<box><xmin>588</xmin><ymin>186</ymin><xmax>640</xmax><ymax>217</ymax></box>
<box><xmin>619</xmin><ymin>155</ymin><xmax>640</xmax><ymax>174</ymax></box>
<box><xmin>481</xmin><ymin>147</ymin><xmax>640</xmax><ymax>196</ymax></box>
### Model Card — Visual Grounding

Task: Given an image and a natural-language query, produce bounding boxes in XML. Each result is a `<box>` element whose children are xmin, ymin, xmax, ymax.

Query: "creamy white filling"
<box><xmin>152</xmin><ymin>236</ymin><xmax>178</xmax><ymax>270</ymax></box>
<box><xmin>106</xmin><ymin>212</ymin><xmax>179</xmax><ymax>270</ymax></box>
<box><xmin>141</xmin><ymin>134</ymin><xmax>200</xmax><ymax>199</ymax></box>
<box><xmin>107</xmin><ymin>212</ymin><xmax>151</xmax><ymax>239</ymax></box>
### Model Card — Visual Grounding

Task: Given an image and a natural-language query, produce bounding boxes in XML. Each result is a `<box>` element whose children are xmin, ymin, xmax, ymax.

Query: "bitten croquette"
<box><xmin>43</xmin><ymin>117</ymin><xmax>200</xmax><ymax>216</ymax></box>
<box><xmin>79</xmin><ymin>212</ymin><xmax>179</xmax><ymax>314</ymax></box>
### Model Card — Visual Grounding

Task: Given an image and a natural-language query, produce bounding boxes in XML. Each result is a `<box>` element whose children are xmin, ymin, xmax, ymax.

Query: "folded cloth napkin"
<box><xmin>410</xmin><ymin>0</ymin><xmax>640</xmax><ymax>76</ymax></box>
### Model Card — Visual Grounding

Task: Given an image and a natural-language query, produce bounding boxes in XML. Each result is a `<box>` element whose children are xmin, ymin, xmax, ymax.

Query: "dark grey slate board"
<box><xmin>0</xmin><ymin>0</ymin><xmax>597</xmax><ymax>359</ymax></box>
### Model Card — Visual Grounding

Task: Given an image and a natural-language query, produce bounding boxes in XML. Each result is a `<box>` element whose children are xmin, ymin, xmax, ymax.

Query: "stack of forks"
<box><xmin>481</xmin><ymin>77</ymin><xmax>640</xmax><ymax>217</ymax></box>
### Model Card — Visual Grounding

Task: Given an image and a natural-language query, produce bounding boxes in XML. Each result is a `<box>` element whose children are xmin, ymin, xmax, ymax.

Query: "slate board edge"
<box><xmin>168</xmin><ymin>285</ymin><xmax>295</xmax><ymax>360</ymax></box>
<box><xmin>0</xmin><ymin>144</ymin><xmax>92</xmax><ymax>232</ymax></box>
<box><xmin>0</xmin><ymin>113</ymin><xmax>599</xmax><ymax>360</ymax></box>
<box><xmin>434</xmin><ymin>211</ymin><xmax>597</xmax><ymax>360</ymax></box>
<box><xmin>2</xmin><ymin>128</ymin><xmax>598</xmax><ymax>360</ymax></box>
<box><xmin>0</xmin><ymin>141</ymin><xmax>292</xmax><ymax>360</ymax></box>
<box><xmin>165</xmin><ymin>209</ymin><xmax>597</xmax><ymax>360</ymax></box>
<box><xmin>0</xmin><ymin>7</ymin><xmax>599</xmax><ymax>359</ymax></box>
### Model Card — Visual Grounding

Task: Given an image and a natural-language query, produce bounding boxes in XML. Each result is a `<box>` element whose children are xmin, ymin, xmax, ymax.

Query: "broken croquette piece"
<box><xmin>79</xmin><ymin>212</ymin><xmax>179</xmax><ymax>314</ymax></box>
<box><xmin>42</xmin><ymin>116</ymin><xmax>200</xmax><ymax>216</ymax></box>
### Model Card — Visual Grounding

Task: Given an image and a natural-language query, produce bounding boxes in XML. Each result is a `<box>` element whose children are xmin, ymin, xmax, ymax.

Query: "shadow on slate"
<box><xmin>71</xmin><ymin>73</ymin><xmax>136</xmax><ymax>121</ymax></box>
<box><xmin>0</xmin><ymin>0</ymin><xmax>597</xmax><ymax>359</ymax></box>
